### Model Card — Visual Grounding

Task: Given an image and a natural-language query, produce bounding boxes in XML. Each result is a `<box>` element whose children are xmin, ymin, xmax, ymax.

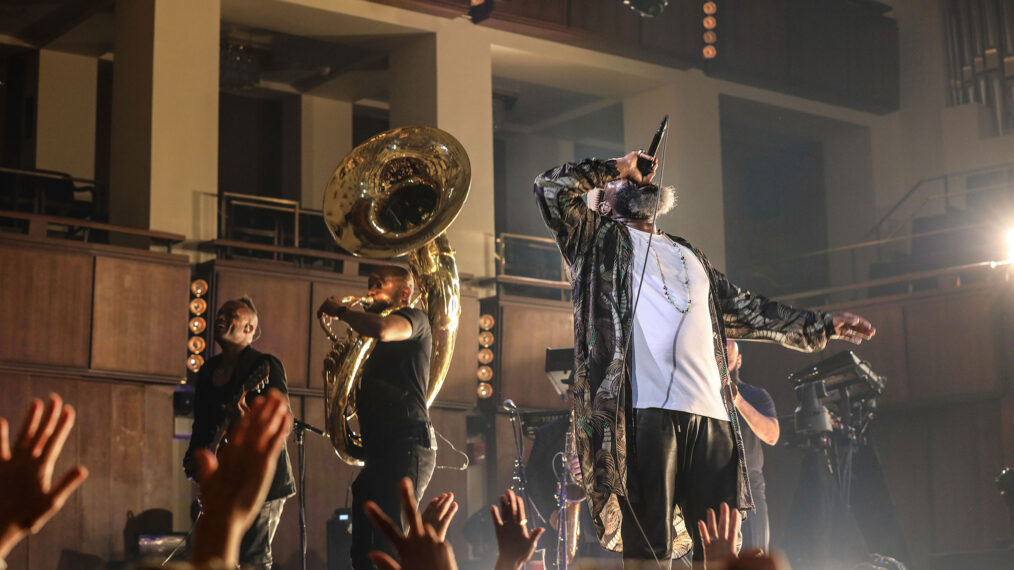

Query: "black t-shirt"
<box><xmin>358</xmin><ymin>307</ymin><xmax>432</xmax><ymax>441</ymax></box>
<box><xmin>736</xmin><ymin>380</ymin><xmax>777</xmax><ymax>478</ymax></box>
<box><xmin>185</xmin><ymin>346</ymin><xmax>296</xmax><ymax>501</ymax></box>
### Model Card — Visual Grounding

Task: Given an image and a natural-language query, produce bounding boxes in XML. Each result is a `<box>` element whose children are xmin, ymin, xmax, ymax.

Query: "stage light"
<box><xmin>187</xmin><ymin>336</ymin><xmax>206</xmax><ymax>354</ymax></box>
<box><xmin>188</xmin><ymin>317</ymin><xmax>207</xmax><ymax>335</ymax></box>
<box><xmin>703</xmin><ymin>31</ymin><xmax>717</xmax><ymax>44</ymax></box>
<box><xmin>703</xmin><ymin>45</ymin><xmax>717</xmax><ymax>59</ymax></box>
<box><xmin>186</xmin><ymin>354</ymin><xmax>205</xmax><ymax>373</ymax></box>
<box><xmin>190</xmin><ymin>298</ymin><xmax>208</xmax><ymax>316</ymax></box>
<box><xmin>477</xmin><ymin>382</ymin><xmax>493</xmax><ymax>398</ymax></box>
<box><xmin>190</xmin><ymin>279</ymin><xmax>209</xmax><ymax>297</ymax></box>
<box><xmin>479</xmin><ymin>314</ymin><xmax>495</xmax><ymax>330</ymax></box>
<box><xmin>703</xmin><ymin>1</ymin><xmax>717</xmax><ymax>15</ymax></box>
<box><xmin>478</xmin><ymin>348</ymin><xmax>494</xmax><ymax>364</ymax></box>
<box><xmin>703</xmin><ymin>16</ymin><xmax>717</xmax><ymax>29</ymax></box>
<box><xmin>478</xmin><ymin>331</ymin><xmax>495</xmax><ymax>347</ymax></box>
<box><xmin>477</xmin><ymin>365</ymin><xmax>493</xmax><ymax>382</ymax></box>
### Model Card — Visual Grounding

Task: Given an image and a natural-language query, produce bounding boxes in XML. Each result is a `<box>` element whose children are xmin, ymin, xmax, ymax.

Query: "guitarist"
<box><xmin>184</xmin><ymin>296</ymin><xmax>295</xmax><ymax>570</ymax></box>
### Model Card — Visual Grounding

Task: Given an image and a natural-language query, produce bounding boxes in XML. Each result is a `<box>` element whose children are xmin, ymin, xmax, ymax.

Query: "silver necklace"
<box><xmin>651</xmin><ymin>237</ymin><xmax>692</xmax><ymax>314</ymax></box>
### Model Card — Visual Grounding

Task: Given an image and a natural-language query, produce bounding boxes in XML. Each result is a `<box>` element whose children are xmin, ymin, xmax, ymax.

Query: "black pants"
<box><xmin>621</xmin><ymin>408</ymin><xmax>740</xmax><ymax>562</ymax></box>
<box><xmin>238</xmin><ymin>497</ymin><xmax>286</xmax><ymax>569</ymax></box>
<box><xmin>741</xmin><ymin>481</ymin><xmax>769</xmax><ymax>552</ymax></box>
<box><xmin>351</xmin><ymin>431</ymin><xmax>436</xmax><ymax>570</ymax></box>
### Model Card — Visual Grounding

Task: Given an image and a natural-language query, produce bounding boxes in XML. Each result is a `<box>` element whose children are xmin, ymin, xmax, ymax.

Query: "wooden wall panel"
<box><xmin>904</xmin><ymin>289</ymin><xmax>1001</xmax><ymax>402</ymax></box>
<box><xmin>869</xmin><ymin>411</ymin><xmax>933</xmax><ymax>569</ymax></box>
<box><xmin>0</xmin><ymin>375</ymin><xmax>179</xmax><ymax>567</ymax></box>
<box><xmin>441</xmin><ymin>289</ymin><xmax>480</xmax><ymax>405</ymax></box>
<box><xmin>0</xmin><ymin>243</ymin><xmax>93</xmax><ymax>367</ymax></box>
<box><xmin>498</xmin><ymin>298</ymin><xmax>573</xmax><ymax>410</ymax></box>
<box><xmin>215</xmin><ymin>269</ymin><xmax>312</xmax><ymax>388</ymax></box>
<box><xmin>273</xmin><ymin>396</ymin><xmax>359</xmax><ymax>569</ymax></box>
<box><xmin>309</xmin><ymin>278</ymin><xmax>367</xmax><ymax>390</ymax></box>
<box><xmin>91</xmin><ymin>256</ymin><xmax>190</xmax><ymax>376</ymax></box>
<box><xmin>427</xmin><ymin>409</ymin><xmax>472</xmax><ymax>555</ymax></box>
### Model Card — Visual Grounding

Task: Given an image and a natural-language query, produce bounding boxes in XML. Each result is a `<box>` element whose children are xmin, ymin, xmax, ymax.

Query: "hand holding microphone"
<box><xmin>636</xmin><ymin>114</ymin><xmax>668</xmax><ymax>178</ymax></box>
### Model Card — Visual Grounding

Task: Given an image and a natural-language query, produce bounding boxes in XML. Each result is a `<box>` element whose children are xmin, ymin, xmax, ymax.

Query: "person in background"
<box><xmin>727</xmin><ymin>339</ymin><xmax>780</xmax><ymax>552</ymax></box>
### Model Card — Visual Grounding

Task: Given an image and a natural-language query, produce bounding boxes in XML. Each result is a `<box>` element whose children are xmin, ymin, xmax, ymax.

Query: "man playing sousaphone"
<box><xmin>318</xmin><ymin>266</ymin><xmax>436</xmax><ymax>570</ymax></box>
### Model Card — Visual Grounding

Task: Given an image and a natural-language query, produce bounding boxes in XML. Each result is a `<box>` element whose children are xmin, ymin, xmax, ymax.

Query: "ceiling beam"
<box><xmin>20</xmin><ymin>0</ymin><xmax>113</xmax><ymax>47</ymax></box>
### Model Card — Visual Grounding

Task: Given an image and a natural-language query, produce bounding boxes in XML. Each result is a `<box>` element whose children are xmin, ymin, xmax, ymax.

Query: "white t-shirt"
<box><xmin>628</xmin><ymin>228</ymin><xmax>729</xmax><ymax>420</ymax></box>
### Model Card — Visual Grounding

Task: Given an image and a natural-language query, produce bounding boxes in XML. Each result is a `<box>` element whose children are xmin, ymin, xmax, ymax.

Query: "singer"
<box><xmin>533</xmin><ymin>149</ymin><xmax>875</xmax><ymax>566</ymax></box>
<box><xmin>317</xmin><ymin>266</ymin><xmax>436</xmax><ymax>570</ymax></box>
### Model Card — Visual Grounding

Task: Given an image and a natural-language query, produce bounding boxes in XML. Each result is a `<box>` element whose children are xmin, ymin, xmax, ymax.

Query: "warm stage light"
<box><xmin>703</xmin><ymin>31</ymin><xmax>717</xmax><ymax>44</ymax></box>
<box><xmin>187</xmin><ymin>336</ymin><xmax>206</xmax><ymax>354</ymax></box>
<box><xmin>477</xmin><ymin>382</ymin><xmax>493</xmax><ymax>398</ymax></box>
<box><xmin>190</xmin><ymin>298</ymin><xmax>208</xmax><ymax>316</ymax></box>
<box><xmin>186</xmin><ymin>354</ymin><xmax>205</xmax><ymax>373</ymax></box>
<box><xmin>703</xmin><ymin>45</ymin><xmax>718</xmax><ymax>59</ymax></box>
<box><xmin>478</xmin><ymin>348</ymin><xmax>494</xmax><ymax>364</ymax></box>
<box><xmin>479</xmin><ymin>314</ymin><xmax>496</xmax><ymax>330</ymax></box>
<box><xmin>477</xmin><ymin>365</ymin><xmax>493</xmax><ymax>381</ymax></box>
<box><xmin>703</xmin><ymin>16</ymin><xmax>717</xmax><ymax>29</ymax></box>
<box><xmin>703</xmin><ymin>1</ymin><xmax>718</xmax><ymax>15</ymax></box>
<box><xmin>189</xmin><ymin>317</ymin><xmax>207</xmax><ymax>334</ymax></box>
<box><xmin>478</xmin><ymin>331</ymin><xmax>495</xmax><ymax>347</ymax></box>
<box><xmin>190</xmin><ymin>279</ymin><xmax>209</xmax><ymax>297</ymax></box>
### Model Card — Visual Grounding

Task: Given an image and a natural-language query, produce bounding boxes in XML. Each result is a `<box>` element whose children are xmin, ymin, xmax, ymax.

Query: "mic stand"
<box><xmin>555</xmin><ymin>457</ymin><xmax>572</xmax><ymax>570</ymax></box>
<box><xmin>506</xmin><ymin>406</ymin><xmax>546</xmax><ymax>526</ymax></box>
<box><xmin>293</xmin><ymin>418</ymin><xmax>327</xmax><ymax>570</ymax></box>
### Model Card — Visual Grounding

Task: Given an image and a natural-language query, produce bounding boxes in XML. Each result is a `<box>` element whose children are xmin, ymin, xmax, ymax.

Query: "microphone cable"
<box><xmin>613</xmin><ymin>122</ymin><xmax>677</xmax><ymax>570</ymax></box>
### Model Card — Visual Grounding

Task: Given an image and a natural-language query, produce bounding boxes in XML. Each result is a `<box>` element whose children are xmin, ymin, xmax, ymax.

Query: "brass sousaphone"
<box><xmin>319</xmin><ymin>126</ymin><xmax>470</xmax><ymax>466</ymax></box>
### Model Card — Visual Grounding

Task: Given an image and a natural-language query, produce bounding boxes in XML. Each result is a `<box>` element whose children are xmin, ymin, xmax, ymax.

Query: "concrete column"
<box><xmin>35</xmin><ymin>49</ymin><xmax>97</xmax><ymax>179</ymax></box>
<box><xmin>300</xmin><ymin>95</ymin><xmax>353</xmax><ymax>210</ymax></box>
<box><xmin>109</xmin><ymin>0</ymin><xmax>219</xmax><ymax>244</ymax></box>
<box><xmin>624</xmin><ymin>75</ymin><xmax>726</xmax><ymax>268</ymax></box>
<box><xmin>389</xmin><ymin>20</ymin><xmax>495</xmax><ymax>278</ymax></box>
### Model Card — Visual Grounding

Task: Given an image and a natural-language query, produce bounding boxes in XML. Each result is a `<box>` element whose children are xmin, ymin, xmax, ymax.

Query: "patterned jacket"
<box><xmin>534</xmin><ymin>158</ymin><xmax>836</xmax><ymax>557</ymax></box>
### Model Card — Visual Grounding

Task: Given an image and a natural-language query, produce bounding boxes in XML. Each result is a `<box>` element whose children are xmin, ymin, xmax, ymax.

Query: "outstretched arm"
<box><xmin>715</xmin><ymin>270</ymin><xmax>874</xmax><ymax>352</ymax></box>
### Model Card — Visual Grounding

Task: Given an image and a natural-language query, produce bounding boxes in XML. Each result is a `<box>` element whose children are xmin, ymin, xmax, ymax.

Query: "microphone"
<box><xmin>502</xmin><ymin>399</ymin><xmax>517</xmax><ymax>412</ymax></box>
<box><xmin>637</xmin><ymin>114</ymin><xmax>669</xmax><ymax>176</ymax></box>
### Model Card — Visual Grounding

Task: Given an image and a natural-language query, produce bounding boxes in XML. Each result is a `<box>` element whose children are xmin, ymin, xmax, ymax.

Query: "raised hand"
<box><xmin>492</xmin><ymin>489</ymin><xmax>545</xmax><ymax>570</ymax></box>
<box><xmin>422</xmin><ymin>492</ymin><xmax>459</xmax><ymax>541</ymax></box>
<box><xmin>0</xmin><ymin>394</ymin><xmax>88</xmax><ymax>560</ymax></box>
<box><xmin>365</xmin><ymin>478</ymin><xmax>457</xmax><ymax>570</ymax></box>
<box><xmin>190</xmin><ymin>389</ymin><xmax>292</xmax><ymax>567</ymax></box>
<box><xmin>614</xmin><ymin>150</ymin><xmax>656</xmax><ymax>185</ymax></box>
<box><xmin>832</xmin><ymin>311</ymin><xmax>876</xmax><ymax>344</ymax></box>
<box><xmin>697</xmin><ymin>502</ymin><xmax>740</xmax><ymax>566</ymax></box>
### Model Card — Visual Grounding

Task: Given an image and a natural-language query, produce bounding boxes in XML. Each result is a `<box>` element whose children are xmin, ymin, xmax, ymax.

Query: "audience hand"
<box><xmin>492</xmin><ymin>489</ymin><xmax>545</xmax><ymax>570</ymax></box>
<box><xmin>421</xmin><ymin>492</ymin><xmax>459</xmax><ymax>541</ymax></box>
<box><xmin>0</xmin><ymin>394</ymin><xmax>88</xmax><ymax>561</ymax></box>
<box><xmin>698</xmin><ymin>503</ymin><xmax>790</xmax><ymax>570</ymax></box>
<box><xmin>189</xmin><ymin>389</ymin><xmax>292</xmax><ymax>567</ymax></box>
<box><xmin>698</xmin><ymin>502</ymin><xmax>740</xmax><ymax>566</ymax></box>
<box><xmin>365</xmin><ymin>478</ymin><xmax>458</xmax><ymax>570</ymax></box>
